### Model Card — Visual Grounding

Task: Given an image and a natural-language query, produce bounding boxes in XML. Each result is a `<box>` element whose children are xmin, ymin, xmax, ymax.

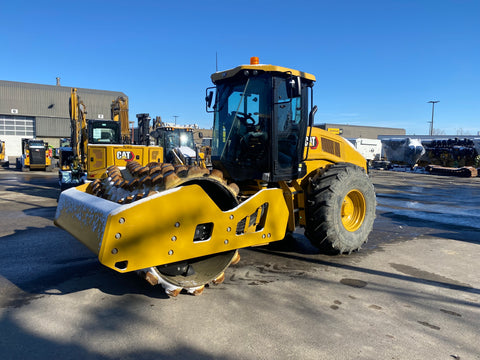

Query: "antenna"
<box><xmin>216</xmin><ymin>52</ymin><xmax>218</xmax><ymax>72</ymax></box>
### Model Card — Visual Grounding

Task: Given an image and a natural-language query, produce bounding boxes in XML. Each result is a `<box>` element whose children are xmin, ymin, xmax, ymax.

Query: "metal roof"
<box><xmin>0</xmin><ymin>80</ymin><xmax>127</xmax><ymax>120</ymax></box>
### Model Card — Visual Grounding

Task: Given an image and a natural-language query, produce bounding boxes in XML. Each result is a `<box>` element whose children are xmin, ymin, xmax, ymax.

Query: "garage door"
<box><xmin>0</xmin><ymin>115</ymin><xmax>35</xmax><ymax>159</ymax></box>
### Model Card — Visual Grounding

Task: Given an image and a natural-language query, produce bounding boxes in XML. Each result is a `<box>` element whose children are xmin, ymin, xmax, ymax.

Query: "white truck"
<box><xmin>348</xmin><ymin>138</ymin><xmax>382</xmax><ymax>164</ymax></box>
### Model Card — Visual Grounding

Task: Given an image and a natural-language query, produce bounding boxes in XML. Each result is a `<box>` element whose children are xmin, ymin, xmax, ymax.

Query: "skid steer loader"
<box><xmin>18</xmin><ymin>138</ymin><xmax>53</xmax><ymax>171</ymax></box>
<box><xmin>55</xmin><ymin>57</ymin><xmax>376</xmax><ymax>296</ymax></box>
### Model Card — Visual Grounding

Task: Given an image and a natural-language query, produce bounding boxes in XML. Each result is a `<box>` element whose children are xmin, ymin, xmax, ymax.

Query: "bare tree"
<box><xmin>456</xmin><ymin>128</ymin><xmax>471</xmax><ymax>135</ymax></box>
<box><xmin>432</xmin><ymin>128</ymin><xmax>445</xmax><ymax>135</ymax></box>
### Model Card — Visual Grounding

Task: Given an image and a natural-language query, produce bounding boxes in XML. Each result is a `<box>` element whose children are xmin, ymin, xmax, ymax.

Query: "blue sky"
<box><xmin>2</xmin><ymin>0</ymin><xmax>479</xmax><ymax>135</ymax></box>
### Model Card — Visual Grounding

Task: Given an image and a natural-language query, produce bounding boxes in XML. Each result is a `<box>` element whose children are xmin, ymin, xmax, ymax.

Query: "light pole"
<box><xmin>173</xmin><ymin>115</ymin><xmax>179</xmax><ymax>125</ymax></box>
<box><xmin>427</xmin><ymin>100</ymin><xmax>439</xmax><ymax>136</ymax></box>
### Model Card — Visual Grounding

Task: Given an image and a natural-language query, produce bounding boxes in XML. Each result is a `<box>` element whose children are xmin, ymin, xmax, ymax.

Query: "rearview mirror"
<box><xmin>286</xmin><ymin>76</ymin><xmax>301</xmax><ymax>98</ymax></box>
<box><xmin>205</xmin><ymin>87</ymin><xmax>216</xmax><ymax>113</ymax></box>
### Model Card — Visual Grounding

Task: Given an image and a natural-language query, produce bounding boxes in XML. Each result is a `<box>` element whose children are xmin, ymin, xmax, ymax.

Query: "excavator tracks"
<box><xmin>425</xmin><ymin>165</ymin><xmax>478</xmax><ymax>177</ymax></box>
<box><xmin>85</xmin><ymin>161</ymin><xmax>241</xmax><ymax>296</ymax></box>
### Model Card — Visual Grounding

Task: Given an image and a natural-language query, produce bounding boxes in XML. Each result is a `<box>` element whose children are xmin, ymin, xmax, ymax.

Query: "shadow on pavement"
<box><xmin>0</xmin><ymin>312</ymin><xmax>231</xmax><ymax>360</ymax></box>
<box><xmin>0</xmin><ymin>226</ymin><xmax>170</xmax><ymax>304</ymax></box>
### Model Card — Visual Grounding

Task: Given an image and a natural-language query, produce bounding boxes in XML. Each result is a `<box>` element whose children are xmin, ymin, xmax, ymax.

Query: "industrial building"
<box><xmin>0</xmin><ymin>79</ymin><xmax>127</xmax><ymax>161</ymax></box>
<box><xmin>317</xmin><ymin>123</ymin><xmax>405</xmax><ymax>139</ymax></box>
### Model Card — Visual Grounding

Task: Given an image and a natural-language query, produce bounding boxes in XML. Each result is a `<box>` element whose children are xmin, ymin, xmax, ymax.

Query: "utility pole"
<box><xmin>173</xmin><ymin>115</ymin><xmax>179</xmax><ymax>125</ymax></box>
<box><xmin>427</xmin><ymin>100</ymin><xmax>439</xmax><ymax>136</ymax></box>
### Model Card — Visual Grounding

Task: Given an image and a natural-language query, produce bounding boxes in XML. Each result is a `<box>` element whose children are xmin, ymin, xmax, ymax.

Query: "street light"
<box><xmin>427</xmin><ymin>100</ymin><xmax>439</xmax><ymax>136</ymax></box>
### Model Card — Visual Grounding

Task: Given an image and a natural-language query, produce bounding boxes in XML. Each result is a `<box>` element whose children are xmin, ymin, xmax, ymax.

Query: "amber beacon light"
<box><xmin>250</xmin><ymin>56</ymin><xmax>259</xmax><ymax>65</ymax></box>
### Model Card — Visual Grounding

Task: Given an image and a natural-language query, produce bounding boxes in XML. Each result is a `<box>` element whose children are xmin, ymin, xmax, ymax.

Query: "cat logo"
<box><xmin>305</xmin><ymin>136</ymin><xmax>318</xmax><ymax>149</ymax></box>
<box><xmin>116</xmin><ymin>150</ymin><xmax>135</xmax><ymax>161</ymax></box>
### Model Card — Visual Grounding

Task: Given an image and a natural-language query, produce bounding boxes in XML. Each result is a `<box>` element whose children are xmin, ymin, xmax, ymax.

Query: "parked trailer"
<box><xmin>348</xmin><ymin>138</ymin><xmax>382</xmax><ymax>164</ymax></box>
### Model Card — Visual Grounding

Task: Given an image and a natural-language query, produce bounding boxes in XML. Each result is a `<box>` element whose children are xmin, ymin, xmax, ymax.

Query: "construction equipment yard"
<box><xmin>0</xmin><ymin>167</ymin><xmax>479</xmax><ymax>360</ymax></box>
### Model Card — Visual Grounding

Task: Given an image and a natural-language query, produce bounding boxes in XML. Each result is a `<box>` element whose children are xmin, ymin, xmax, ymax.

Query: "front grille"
<box><xmin>30</xmin><ymin>148</ymin><xmax>46</xmax><ymax>165</ymax></box>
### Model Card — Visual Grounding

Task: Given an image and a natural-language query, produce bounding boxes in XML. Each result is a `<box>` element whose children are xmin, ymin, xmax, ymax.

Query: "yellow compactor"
<box><xmin>55</xmin><ymin>57</ymin><xmax>376</xmax><ymax>296</ymax></box>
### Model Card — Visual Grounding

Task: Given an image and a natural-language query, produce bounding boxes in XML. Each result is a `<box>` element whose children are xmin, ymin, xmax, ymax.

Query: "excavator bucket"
<box><xmin>54</xmin><ymin>183</ymin><xmax>289</xmax><ymax>273</ymax></box>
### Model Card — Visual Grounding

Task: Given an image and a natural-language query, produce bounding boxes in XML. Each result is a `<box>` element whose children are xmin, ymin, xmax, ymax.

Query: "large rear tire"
<box><xmin>304</xmin><ymin>163</ymin><xmax>376</xmax><ymax>254</ymax></box>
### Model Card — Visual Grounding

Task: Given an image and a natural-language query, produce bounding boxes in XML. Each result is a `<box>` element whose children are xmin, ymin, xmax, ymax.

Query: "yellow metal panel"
<box><xmin>304</xmin><ymin>127</ymin><xmax>367</xmax><ymax>171</ymax></box>
<box><xmin>55</xmin><ymin>184</ymin><xmax>289</xmax><ymax>273</ymax></box>
<box><xmin>147</xmin><ymin>147</ymin><xmax>163</xmax><ymax>163</ymax></box>
<box><xmin>87</xmin><ymin>146</ymin><xmax>107</xmax><ymax>172</ymax></box>
<box><xmin>279</xmin><ymin>181</ymin><xmax>295</xmax><ymax>232</ymax></box>
<box><xmin>86</xmin><ymin>145</ymin><xmax>164</xmax><ymax>179</ymax></box>
<box><xmin>100</xmin><ymin>185</ymin><xmax>289</xmax><ymax>272</ymax></box>
<box><xmin>327</xmin><ymin>128</ymin><xmax>342</xmax><ymax>135</ymax></box>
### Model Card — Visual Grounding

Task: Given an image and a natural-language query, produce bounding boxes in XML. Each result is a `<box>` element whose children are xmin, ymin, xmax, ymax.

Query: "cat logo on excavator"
<box><xmin>116</xmin><ymin>150</ymin><xmax>135</xmax><ymax>161</ymax></box>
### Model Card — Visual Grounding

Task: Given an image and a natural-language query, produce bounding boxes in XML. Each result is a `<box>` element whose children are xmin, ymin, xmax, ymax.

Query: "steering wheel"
<box><xmin>236</xmin><ymin>112</ymin><xmax>255</xmax><ymax>125</ymax></box>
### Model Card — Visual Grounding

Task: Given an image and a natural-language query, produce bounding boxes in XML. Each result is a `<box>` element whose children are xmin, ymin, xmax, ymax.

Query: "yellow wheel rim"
<box><xmin>341</xmin><ymin>189</ymin><xmax>366</xmax><ymax>232</ymax></box>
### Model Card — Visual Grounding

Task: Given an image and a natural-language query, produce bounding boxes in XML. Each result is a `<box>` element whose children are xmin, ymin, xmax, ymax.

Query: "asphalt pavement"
<box><xmin>0</xmin><ymin>167</ymin><xmax>479</xmax><ymax>360</ymax></box>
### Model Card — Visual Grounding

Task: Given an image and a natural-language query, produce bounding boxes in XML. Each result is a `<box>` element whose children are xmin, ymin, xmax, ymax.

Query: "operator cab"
<box><xmin>154</xmin><ymin>127</ymin><xmax>196</xmax><ymax>154</ymax></box>
<box><xmin>88</xmin><ymin>120</ymin><xmax>121</xmax><ymax>144</ymax></box>
<box><xmin>207</xmin><ymin>57</ymin><xmax>316</xmax><ymax>182</ymax></box>
<box><xmin>151</xmin><ymin>126</ymin><xmax>199</xmax><ymax>164</ymax></box>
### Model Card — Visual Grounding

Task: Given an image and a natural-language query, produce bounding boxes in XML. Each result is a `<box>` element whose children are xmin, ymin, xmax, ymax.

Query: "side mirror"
<box><xmin>198</xmin><ymin>132</ymin><xmax>203</xmax><ymax>139</ymax></box>
<box><xmin>206</xmin><ymin>91</ymin><xmax>213</xmax><ymax>107</ymax></box>
<box><xmin>205</xmin><ymin>87</ymin><xmax>216</xmax><ymax>113</ymax></box>
<box><xmin>286</xmin><ymin>76</ymin><xmax>301</xmax><ymax>98</ymax></box>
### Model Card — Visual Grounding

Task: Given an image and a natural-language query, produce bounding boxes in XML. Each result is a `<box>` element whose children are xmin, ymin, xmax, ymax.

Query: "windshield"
<box><xmin>28</xmin><ymin>140</ymin><xmax>45</xmax><ymax>148</ymax></box>
<box><xmin>212</xmin><ymin>75</ymin><xmax>271</xmax><ymax>171</ymax></box>
<box><xmin>91</xmin><ymin>127</ymin><xmax>117</xmax><ymax>144</ymax></box>
<box><xmin>60</xmin><ymin>138</ymin><xmax>71</xmax><ymax>147</ymax></box>
<box><xmin>159</xmin><ymin>129</ymin><xmax>195</xmax><ymax>153</ymax></box>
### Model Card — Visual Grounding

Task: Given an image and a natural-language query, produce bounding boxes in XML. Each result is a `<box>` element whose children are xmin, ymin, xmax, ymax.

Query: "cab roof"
<box><xmin>211</xmin><ymin>63</ymin><xmax>316</xmax><ymax>83</ymax></box>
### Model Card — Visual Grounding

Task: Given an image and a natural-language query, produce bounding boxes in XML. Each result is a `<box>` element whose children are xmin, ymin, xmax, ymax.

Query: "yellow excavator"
<box><xmin>59</xmin><ymin>89</ymin><xmax>164</xmax><ymax>189</ymax></box>
<box><xmin>55</xmin><ymin>57</ymin><xmax>376</xmax><ymax>296</ymax></box>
